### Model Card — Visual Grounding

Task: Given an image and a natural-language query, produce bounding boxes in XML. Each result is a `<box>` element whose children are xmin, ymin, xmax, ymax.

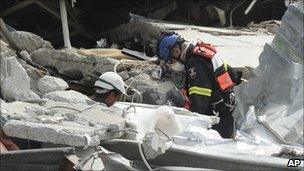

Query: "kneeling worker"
<box><xmin>156</xmin><ymin>32</ymin><xmax>242</xmax><ymax>138</ymax></box>
<box><xmin>94</xmin><ymin>71</ymin><xmax>127</xmax><ymax>107</ymax></box>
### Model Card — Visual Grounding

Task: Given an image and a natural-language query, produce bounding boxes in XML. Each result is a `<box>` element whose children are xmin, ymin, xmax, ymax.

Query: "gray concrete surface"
<box><xmin>0</xmin><ymin>56</ymin><xmax>40</xmax><ymax>101</ymax></box>
<box><xmin>38</xmin><ymin>75</ymin><xmax>69</xmax><ymax>94</ymax></box>
<box><xmin>11</xmin><ymin>31</ymin><xmax>53</xmax><ymax>53</ymax></box>
<box><xmin>30</xmin><ymin>48</ymin><xmax>119</xmax><ymax>78</ymax></box>
<box><xmin>174</xmin><ymin>29</ymin><xmax>274</xmax><ymax>68</ymax></box>
<box><xmin>43</xmin><ymin>90</ymin><xmax>94</xmax><ymax>105</ymax></box>
<box><xmin>1</xmin><ymin>99</ymin><xmax>127</xmax><ymax>147</ymax></box>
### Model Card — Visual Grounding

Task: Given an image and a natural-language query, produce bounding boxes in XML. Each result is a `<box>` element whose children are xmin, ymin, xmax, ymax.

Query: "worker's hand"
<box><xmin>225</xmin><ymin>93</ymin><xmax>236</xmax><ymax>112</ymax></box>
<box><xmin>160</xmin><ymin>63</ymin><xmax>172</xmax><ymax>78</ymax></box>
<box><xmin>228</xmin><ymin>93</ymin><xmax>235</xmax><ymax>106</ymax></box>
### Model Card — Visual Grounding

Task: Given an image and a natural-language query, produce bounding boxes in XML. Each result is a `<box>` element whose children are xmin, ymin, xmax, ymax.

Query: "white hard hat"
<box><xmin>94</xmin><ymin>72</ymin><xmax>127</xmax><ymax>95</ymax></box>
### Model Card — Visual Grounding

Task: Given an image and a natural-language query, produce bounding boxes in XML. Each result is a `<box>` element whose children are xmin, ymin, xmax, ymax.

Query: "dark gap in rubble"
<box><xmin>1</xmin><ymin>0</ymin><xmax>287</xmax><ymax>49</ymax></box>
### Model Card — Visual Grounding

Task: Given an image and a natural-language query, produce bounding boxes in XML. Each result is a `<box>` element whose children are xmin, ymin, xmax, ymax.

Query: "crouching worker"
<box><xmin>94</xmin><ymin>72</ymin><xmax>127</xmax><ymax>107</ymax></box>
<box><xmin>156</xmin><ymin>32</ymin><xmax>242</xmax><ymax>138</ymax></box>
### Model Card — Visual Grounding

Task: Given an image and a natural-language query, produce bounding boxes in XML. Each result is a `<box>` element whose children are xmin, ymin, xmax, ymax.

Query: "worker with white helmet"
<box><xmin>94</xmin><ymin>71</ymin><xmax>127</xmax><ymax>107</ymax></box>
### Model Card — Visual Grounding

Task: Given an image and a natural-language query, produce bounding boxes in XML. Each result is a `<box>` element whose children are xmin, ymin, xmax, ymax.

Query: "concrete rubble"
<box><xmin>38</xmin><ymin>75</ymin><xmax>69</xmax><ymax>94</ymax></box>
<box><xmin>0</xmin><ymin>1</ymin><xmax>303</xmax><ymax>170</ymax></box>
<box><xmin>0</xmin><ymin>32</ymin><xmax>127</xmax><ymax>148</ymax></box>
<box><xmin>11</xmin><ymin>31</ymin><xmax>54</xmax><ymax>53</ymax></box>
<box><xmin>1</xmin><ymin>99</ymin><xmax>126</xmax><ymax>147</ymax></box>
<box><xmin>30</xmin><ymin>48</ymin><xmax>122</xmax><ymax>79</ymax></box>
<box><xmin>0</xmin><ymin>56</ymin><xmax>40</xmax><ymax>102</ymax></box>
<box><xmin>0</xmin><ymin>39</ymin><xmax>16</xmax><ymax>57</ymax></box>
<box><xmin>234</xmin><ymin>2</ymin><xmax>304</xmax><ymax>147</ymax></box>
<box><xmin>43</xmin><ymin>90</ymin><xmax>95</xmax><ymax>105</ymax></box>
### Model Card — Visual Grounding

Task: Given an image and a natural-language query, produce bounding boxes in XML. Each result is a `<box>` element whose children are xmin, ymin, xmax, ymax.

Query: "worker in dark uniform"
<box><xmin>156</xmin><ymin>32</ymin><xmax>242</xmax><ymax>138</ymax></box>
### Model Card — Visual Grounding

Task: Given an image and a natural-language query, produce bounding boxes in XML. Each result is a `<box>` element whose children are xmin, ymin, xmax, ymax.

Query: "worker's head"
<box><xmin>94</xmin><ymin>72</ymin><xmax>126</xmax><ymax>107</ymax></box>
<box><xmin>156</xmin><ymin>32</ymin><xmax>185</xmax><ymax>63</ymax></box>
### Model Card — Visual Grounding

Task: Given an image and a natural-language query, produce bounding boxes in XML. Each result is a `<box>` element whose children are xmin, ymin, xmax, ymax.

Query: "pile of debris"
<box><xmin>0</xmin><ymin>21</ymin><xmax>218</xmax><ymax>170</ymax></box>
<box><xmin>0</xmin><ymin>2</ymin><xmax>303</xmax><ymax>171</ymax></box>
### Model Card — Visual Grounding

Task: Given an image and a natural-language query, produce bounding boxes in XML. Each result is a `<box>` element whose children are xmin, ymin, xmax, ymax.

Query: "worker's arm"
<box><xmin>185</xmin><ymin>61</ymin><xmax>214</xmax><ymax>115</ymax></box>
<box><xmin>226</xmin><ymin>64</ymin><xmax>242</xmax><ymax>86</ymax></box>
<box><xmin>0</xmin><ymin>130</ymin><xmax>19</xmax><ymax>152</ymax></box>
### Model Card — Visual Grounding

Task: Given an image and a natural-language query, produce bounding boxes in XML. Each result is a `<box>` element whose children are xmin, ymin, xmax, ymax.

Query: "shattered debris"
<box><xmin>234</xmin><ymin>2</ymin><xmax>303</xmax><ymax>146</ymax></box>
<box><xmin>43</xmin><ymin>90</ymin><xmax>95</xmax><ymax>105</ymax></box>
<box><xmin>10</xmin><ymin>31</ymin><xmax>53</xmax><ymax>53</ymax></box>
<box><xmin>0</xmin><ymin>56</ymin><xmax>40</xmax><ymax>102</ymax></box>
<box><xmin>30</xmin><ymin>48</ymin><xmax>121</xmax><ymax>79</ymax></box>
<box><xmin>37</xmin><ymin>75</ymin><xmax>69</xmax><ymax>94</ymax></box>
<box><xmin>0</xmin><ymin>39</ymin><xmax>16</xmax><ymax>57</ymax></box>
<box><xmin>0</xmin><ymin>1</ymin><xmax>303</xmax><ymax>171</ymax></box>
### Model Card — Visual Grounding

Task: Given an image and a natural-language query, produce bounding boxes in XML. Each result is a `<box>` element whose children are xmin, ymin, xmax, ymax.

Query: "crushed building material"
<box><xmin>1</xmin><ymin>99</ymin><xmax>126</xmax><ymax>147</ymax></box>
<box><xmin>37</xmin><ymin>75</ymin><xmax>69</xmax><ymax>94</ymax></box>
<box><xmin>3</xmin><ymin>120</ymin><xmax>103</xmax><ymax>147</ymax></box>
<box><xmin>10</xmin><ymin>31</ymin><xmax>53</xmax><ymax>53</ymax></box>
<box><xmin>234</xmin><ymin>2</ymin><xmax>303</xmax><ymax>146</ymax></box>
<box><xmin>43</xmin><ymin>90</ymin><xmax>95</xmax><ymax>105</ymax></box>
<box><xmin>0</xmin><ymin>2</ymin><xmax>303</xmax><ymax>170</ymax></box>
<box><xmin>104</xmin><ymin>21</ymin><xmax>162</xmax><ymax>56</ymax></box>
<box><xmin>0</xmin><ymin>56</ymin><xmax>40</xmax><ymax>102</ymax></box>
<box><xmin>30</xmin><ymin>48</ymin><xmax>120</xmax><ymax>79</ymax></box>
<box><xmin>104</xmin><ymin>17</ymin><xmax>275</xmax><ymax>68</ymax></box>
<box><xmin>0</xmin><ymin>39</ymin><xmax>16</xmax><ymax>57</ymax></box>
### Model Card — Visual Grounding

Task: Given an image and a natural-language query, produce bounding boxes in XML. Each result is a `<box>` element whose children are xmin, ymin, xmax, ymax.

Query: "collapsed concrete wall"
<box><xmin>0</xmin><ymin>98</ymin><xmax>126</xmax><ymax>147</ymax></box>
<box><xmin>234</xmin><ymin>2</ymin><xmax>303</xmax><ymax>146</ymax></box>
<box><xmin>30</xmin><ymin>48</ymin><xmax>119</xmax><ymax>79</ymax></box>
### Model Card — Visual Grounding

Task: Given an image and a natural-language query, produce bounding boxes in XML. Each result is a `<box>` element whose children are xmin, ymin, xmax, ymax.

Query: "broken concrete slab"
<box><xmin>106</xmin><ymin>18</ymin><xmax>274</xmax><ymax>68</ymax></box>
<box><xmin>43</xmin><ymin>100</ymin><xmax>89</xmax><ymax>116</ymax></box>
<box><xmin>43</xmin><ymin>90</ymin><xmax>95</xmax><ymax>105</ymax></box>
<box><xmin>3</xmin><ymin>120</ymin><xmax>104</xmax><ymax>147</ymax></box>
<box><xmin>0</xmin><ymin>101</ymin><xmax>44</xmax><ymax>125</ymax></box>
<box><xmin>104</xmin><ymin>21</ymin><xmax>162</xmax><ymax>56</ymax></box>
<box><xmin>0</xmin><ymin>39</ymin><xmax>16</xmax><ymax>58</ymax></box>
<box><xmin>30</xmin><ymin>48</ymin><xmax>120</xmax><ymax>79</ymax></box>
<box><xmin>1</xmin><ymin>99</ymin><xmax>127</xmax><ymax>147</ymax></box>
<box><xmin>174</xmin><ymin>29</ymin><xmax>274</xmax><ymax>68</ymax></box>
<box><xmin>38</xmin><ymin>75</ymin><xmax>69</xmax><ymax>94</ymax></box>
<box><xmin>0</xmin><ymin>56</ymin><xmax>40</xmax><ymax>102</ymax></box>
<box><xmin>11</xmin><ymin>31</ymin><xmax>53</xmax><ymax>53</ymax></box>
<box><xmin>77</xmin><ymin>104</ymin><xmax>126</xmax><ymax>128</ymax></box>
<box><xmin>22</xmin><ymin>64</ymin><xmax>44</xmax><ymax>92</ymax></box>
<box><xmin>19</xmin><ymin>50</ymin><xmax>31</xmax><ymax>61</ymax></box>
<box><xmin>117</xmin><ymin>71</ymin><xmax>130</xmax><ymax>81</ymax></box>
<box><xmin>78</xmin><ymin>48</ymin><xmax>136</xmax><ymax>60</ymax></box>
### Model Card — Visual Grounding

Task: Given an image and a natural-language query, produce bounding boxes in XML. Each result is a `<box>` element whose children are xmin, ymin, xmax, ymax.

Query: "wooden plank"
<box><xmin>78</xmin><ymin>48</ymin><xmax>137</xmax><ymax>60</ymax></box>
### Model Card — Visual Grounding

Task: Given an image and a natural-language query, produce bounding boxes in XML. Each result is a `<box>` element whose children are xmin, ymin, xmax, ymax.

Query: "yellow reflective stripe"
<box><xmin>189</xmin><ymin>86</ymin><xmax>212</xmax><ymax>97</ymax></box>
<box><xmin>224</xmin><ymin>63</ymin><xmax>228</xmax><ymax>71</ymax></box>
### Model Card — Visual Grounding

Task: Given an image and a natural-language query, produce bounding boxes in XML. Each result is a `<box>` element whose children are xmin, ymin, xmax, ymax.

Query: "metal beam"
<box><xmin>0</xmin><ymin>1</ymin><xmax>35</xmax><ymax>17</ymax></box>
<box><xmin>35</xmin><ymin>1</ymin><xmax>95</xmax><ymax>40</ymax></box>
<box><xmin>59</xmin><ymin>0</ymin><xmax>72</xmax><ymax>48</ymax></box>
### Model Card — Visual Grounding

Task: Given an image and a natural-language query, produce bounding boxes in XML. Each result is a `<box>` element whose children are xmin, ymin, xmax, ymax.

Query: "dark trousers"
<box><xmin>211</xmin><ymin>114</ymin><xmax>235</xmax><ymax>138</ymax></box>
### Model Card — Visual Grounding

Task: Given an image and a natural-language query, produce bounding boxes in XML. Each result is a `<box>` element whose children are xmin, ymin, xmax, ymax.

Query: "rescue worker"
<box><xmin>94</xmin><ymin>71</ymin><xmax>127</xmax><ymax>107</ymax></box>
<box><xmin>156</xmin><ymin>32</ymin><xmax>242</xmax><ymax>138</ymax></box>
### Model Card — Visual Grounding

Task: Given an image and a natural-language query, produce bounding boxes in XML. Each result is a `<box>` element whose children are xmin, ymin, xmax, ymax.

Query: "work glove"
<box><xmin>225</xmin><ymin>92</ymin><xmax>236</xmax><ymax>112</ymax></box>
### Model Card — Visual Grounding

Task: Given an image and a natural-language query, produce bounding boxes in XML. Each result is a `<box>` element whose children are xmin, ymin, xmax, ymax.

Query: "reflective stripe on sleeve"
<box><xmin>189</xmin><ymin>86</ymin><xmax>212</xmax><ymax>97</ymax></box>
<box><xmin>224</xmin><ymin>63</ymin><xmax>228</xmax><ymax>71</ymax></box>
